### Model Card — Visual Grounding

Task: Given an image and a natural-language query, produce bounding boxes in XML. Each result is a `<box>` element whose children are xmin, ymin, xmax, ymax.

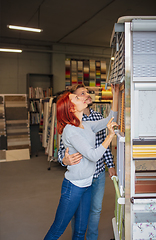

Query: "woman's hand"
<box><xmin>107</xmin><ymin>117</ymin><xmax>118</xmax><ymax>136</ymax></box>
<box><xmin>111</xmin><ymin>84</ymin><xmax>120</xmax><ymax>96</ymax></box>
<box><xmin>102</xmin><ymin>117</ymin><xmax>118</xmax><ymax>149</ymax></box>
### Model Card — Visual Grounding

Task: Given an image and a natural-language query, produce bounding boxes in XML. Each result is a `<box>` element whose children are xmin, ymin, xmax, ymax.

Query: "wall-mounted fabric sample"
<box><xmin>135</xmin><ymin>171</ymin><xmax>156</xmax><ymax>193</ymax></box>
<box><xmin>65</xmin><ymin>59</ymin><xmax>71</xmax><ymax>86</ymax></box>
<box><xmin>71</xmin><ymin>60</ymin><xmax>77</xmax><ymax>85</ymax></box>
<box><xmin>65</xmin><ymin>59</ymin><xmax>107</xmax><ymax>87</ymax></box>
<box><xmin>133</xmin><ymin>139</ymin><xmax>156</xmax><ymax>160</ymax></box>
<box><xmin>96</xmin><ymin>61</ymin><xmax>101</xmax><ymax>86</ymax></box>
<box><xmin>89</xmin><ymin>60</ymin><xmax>95</xmax><ymax>86</ymax></box>
<box><xmin>78</xmin><ymin>61</ymin><xmax>83</xmax><ymax>84</ymax></box>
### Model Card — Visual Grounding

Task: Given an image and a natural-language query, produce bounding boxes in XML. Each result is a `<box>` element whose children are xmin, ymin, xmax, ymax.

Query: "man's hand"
<box><xmin>62</xmin><ymin>148</ymin><xmax>82</xmax><ymax>166</ymax></box>
<box><xmin>108</xmin><ymin>167</ymin><xmax>117</xmax><ymax>178</ymax></box>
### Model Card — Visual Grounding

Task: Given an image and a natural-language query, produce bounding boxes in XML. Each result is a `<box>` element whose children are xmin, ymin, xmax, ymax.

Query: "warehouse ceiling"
<box><xmin>0</xmin><ymin>0</ymin><xmax>156</xmax><ymax>56</ymax></box>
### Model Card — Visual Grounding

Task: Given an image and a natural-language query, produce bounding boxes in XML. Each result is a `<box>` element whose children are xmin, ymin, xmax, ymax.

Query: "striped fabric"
<box><xmin>133</xmin><ymin>139</ymin><xmax>156</xmax><ymax>160</ymax></box>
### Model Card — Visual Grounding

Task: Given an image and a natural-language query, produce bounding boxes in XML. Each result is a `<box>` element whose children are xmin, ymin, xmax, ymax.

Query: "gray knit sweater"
<box><xmin>62</xmin><ymin>110</ymin><xmax>117</xmax><ymax>187</ymax></box>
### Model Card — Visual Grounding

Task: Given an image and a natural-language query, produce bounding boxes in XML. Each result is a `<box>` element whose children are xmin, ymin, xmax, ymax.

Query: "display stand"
<box><xmin>0</xmin><ymin>94</ymin><xmax>30</xmax><ymax>162</ymax></box>
<box><xmin>108</xmin><ymin>16</ymin><xmax>156</xmax><ymax>240</ymax></box>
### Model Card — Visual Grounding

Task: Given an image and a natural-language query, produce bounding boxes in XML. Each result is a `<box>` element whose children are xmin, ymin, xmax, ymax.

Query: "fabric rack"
<box><xmin>39</xmin><ymin>97</ymin><xmax>60</xmax><ymax>168</ymax></box>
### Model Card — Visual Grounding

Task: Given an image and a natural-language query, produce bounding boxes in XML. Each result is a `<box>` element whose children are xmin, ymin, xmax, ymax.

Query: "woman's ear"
<box><xmin>70</xmin><ymin>106</ymin><xmax>76</xmax><ymax>113</ymax></box>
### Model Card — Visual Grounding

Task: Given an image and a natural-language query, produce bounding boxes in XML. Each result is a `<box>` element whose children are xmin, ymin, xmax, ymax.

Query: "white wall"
<box><xmin>0</xmin><ymin>51</ymin><xmax>51</xmax><ymax>94</ymax></box>
<box><xmin>52</xmin><ymin>53</ymin><xmax>65</xmax><ymax>95</ymax></box>
<box><xmin>0</xmin><ymin>44</ymin><xmax>110</xmax><ymax>95</ymax></box>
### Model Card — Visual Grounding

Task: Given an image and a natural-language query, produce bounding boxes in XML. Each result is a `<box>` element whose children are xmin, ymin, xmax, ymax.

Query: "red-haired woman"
<box><xmin>44</xmin><ymin>92</ymin><xmax>118</xmax><ymax>240</ymax></box>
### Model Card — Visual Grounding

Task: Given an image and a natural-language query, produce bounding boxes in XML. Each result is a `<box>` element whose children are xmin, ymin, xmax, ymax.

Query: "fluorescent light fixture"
<box><xmin>0</xmin><ymin>48</ymin><xmax>22</xmax><ymax>53</ymax></box>
<box><xmin>111</xmin><ymin>56</ymin><xmax>115</xmax><ymax>60</ymax></box>
<box><xmin>7</xmin><ymin>25</ymin><xmax>42</xmax><ymax>33</ymax></box>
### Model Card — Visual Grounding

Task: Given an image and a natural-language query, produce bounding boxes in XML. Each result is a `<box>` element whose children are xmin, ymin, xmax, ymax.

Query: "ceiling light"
<box><xmin>111</xmin><ymin>56</ymin><xmax>115</xmax><ymax>60</ymax></box>
<box><xmin>0</xmin><ymin>48</ymin><xmax>22</xmax><ymax>53</ymax></box>
<box><xmin>7</xmin><ymin>25</ymin><xmax>42</xmax><ymax>33</ymax></box>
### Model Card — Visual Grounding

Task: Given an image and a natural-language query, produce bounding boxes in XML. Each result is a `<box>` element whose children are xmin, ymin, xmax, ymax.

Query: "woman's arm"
<box><xmin>86</xmin><ymin>110</ymin><xmax>117</xmax><ymax>133</ymax></box>
<box><xmin>63</xmin><ymin>118</ymin><xmax>117</xmax><ymax>162</ymax></box>
<box><xmin>86</xmin><ymin>84</ymin><xmax>119</xmax><ymax>133</ymax></box>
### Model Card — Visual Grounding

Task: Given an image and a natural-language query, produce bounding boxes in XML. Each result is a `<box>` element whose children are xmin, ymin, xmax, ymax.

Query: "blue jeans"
<box><xmin>44</xmin><ymin>178</ymin><xmax>92</xmax><ymax>240</ymax></box>
<box><xmin>86</xmin><ymin>171</ymin><xmax>105</xmax><ymax>240</ymax></box>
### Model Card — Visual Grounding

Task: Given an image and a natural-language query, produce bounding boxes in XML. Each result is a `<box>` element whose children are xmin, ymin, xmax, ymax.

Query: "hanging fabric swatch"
<box><xmin>101</xmin><ymin>61</ymin><xmax>106</xmax><ymax>87</ymax></box>
<box><xmin>46</xmin><ymin>100</ymin><xmax>56</xmax><ymax>159</ymax></box>
<box><xmin>42</xmin><ymin>97</ymin><xmax>53</xmax><ymax>148</ymax></box>
<box><xmin>65</xmin><ymin>59</ymin><xmax>71</xmax><ymax>86</ymax></box>
<box><xmin>84</xmin><ymin>60</ymin><xmax>89</xmax><ymax>86</ymax></box>
<box><xmin>77</xmin><ymin>61</ymin><xmax>83</xmax><ymax>84</ymax></box>
<box><xmin>96</xmin><ymin>61</ymin><xmax>101</xmax><ymax>86</ymax></box>
<box><xmin>89</xmin><ymin>60</ymin><xmax>96</xmax><ymax>86</ymax></box>
<box><xmin>71</xmin><ymin>60</ymin><xmax>77</xmax><ymax>85</ymax></box>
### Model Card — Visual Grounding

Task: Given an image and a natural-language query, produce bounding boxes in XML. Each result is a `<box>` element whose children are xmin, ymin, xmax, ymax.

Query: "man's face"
<box><xmin>74</xmin><ymin>87</ymin><xmax>92</xmax><ymax>106</ymax></box>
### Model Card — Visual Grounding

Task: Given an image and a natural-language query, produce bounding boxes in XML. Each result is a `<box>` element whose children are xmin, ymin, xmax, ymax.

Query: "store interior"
<box><xmin>0</xmin><ymin>1</ymin><xmax>156</xmax><ymax>240</ymax></box>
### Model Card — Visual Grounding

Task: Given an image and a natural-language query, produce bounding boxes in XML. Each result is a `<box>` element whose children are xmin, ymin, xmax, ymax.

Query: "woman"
<box><xmin>44</xmin><ymin>92</ymin><xmax>118</xmax><ymax>240</ymax></box>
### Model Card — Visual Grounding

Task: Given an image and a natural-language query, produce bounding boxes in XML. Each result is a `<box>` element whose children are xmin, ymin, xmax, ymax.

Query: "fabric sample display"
<box><xmin>65</xmin><ymin>59</ymin><xmax>107</xmax><ymax>87</ymax></box>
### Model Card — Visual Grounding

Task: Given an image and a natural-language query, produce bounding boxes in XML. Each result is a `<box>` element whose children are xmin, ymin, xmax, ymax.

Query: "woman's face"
<box><xmin>69</xmin><ymin>93</ymin><xmax>88</xmax><ymax>112</ymax></box>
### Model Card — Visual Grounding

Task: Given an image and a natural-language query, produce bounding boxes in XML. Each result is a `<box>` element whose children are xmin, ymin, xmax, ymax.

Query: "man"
<box><xmin>58</xmin><ymin>84</ymin><xmax>119</xmax><ymax>240</ymax></box>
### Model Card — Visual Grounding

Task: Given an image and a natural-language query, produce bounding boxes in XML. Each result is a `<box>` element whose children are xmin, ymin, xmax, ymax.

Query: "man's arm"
<box><xmin>99</xmin><ymin>127</ymin><xmax>117</xmax><ymax>178</ymax></box>
<box><xmin>58</xmin><ymin>137</ymin><xmax>82</xmax><ymax>166</ymax></box>
<box><xmin>108</xmin><ymin>167</ymin><xmax>116</xmax><ymax>178</ymax></box>
<box><xmin>103</xmin><ymin>147</ymin><xmax>117</xmax><ymax>178</ymax></box>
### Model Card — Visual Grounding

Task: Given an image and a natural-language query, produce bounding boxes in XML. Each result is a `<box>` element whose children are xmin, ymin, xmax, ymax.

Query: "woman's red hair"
<box><xmin>57</xmin><ymin>92</ymin><xmax>80</xmax><ymax>134</ymax></box>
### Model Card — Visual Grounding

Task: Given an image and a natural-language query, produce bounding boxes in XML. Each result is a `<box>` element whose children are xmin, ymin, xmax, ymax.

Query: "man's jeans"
<box><xmin>44</xmin><ymin>178</ymin><xmax>91</xmax><ymax>240</ymax></box>
<box><xmin>86</xmin><ymin>171</ymin><xmax>105</xmax><ymax>240</ymax></box>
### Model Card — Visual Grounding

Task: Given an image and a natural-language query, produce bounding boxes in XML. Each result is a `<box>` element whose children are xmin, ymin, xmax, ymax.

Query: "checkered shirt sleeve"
<box><xmin>57</xmin><ymin>137</ymin><xmax>66</xmax><ymax>167</ymax></box>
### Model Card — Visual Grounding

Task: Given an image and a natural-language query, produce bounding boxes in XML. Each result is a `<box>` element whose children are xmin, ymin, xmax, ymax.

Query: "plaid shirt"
<box><xmin>57</xmin><ymin>108</ymin><xmax>115</xmax><ymax>178</ymax></box>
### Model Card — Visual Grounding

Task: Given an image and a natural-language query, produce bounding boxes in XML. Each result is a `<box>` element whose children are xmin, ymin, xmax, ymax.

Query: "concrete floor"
<box><xmin>0</xmin><ymin>152</ymin><xmax>115</xmax><ymax>240</ymax></box>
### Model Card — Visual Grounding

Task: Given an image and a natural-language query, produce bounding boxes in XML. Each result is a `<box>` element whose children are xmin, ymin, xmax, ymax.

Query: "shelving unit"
<box><xmin>29</xmin><ymin>98</ymin><xmax>41</xmax><ymax>125</ymax></box>
<box><xmin>27</xmin><ymin>73</ymin><xmax>53</xmax><ymax>156</ymax></box>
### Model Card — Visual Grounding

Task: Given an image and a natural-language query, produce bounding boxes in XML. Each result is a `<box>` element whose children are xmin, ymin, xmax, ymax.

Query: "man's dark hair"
<box><xmin>70</xmin><ymin>84</ymin><xmax>86</xmax><ymax>93</ymax></box>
